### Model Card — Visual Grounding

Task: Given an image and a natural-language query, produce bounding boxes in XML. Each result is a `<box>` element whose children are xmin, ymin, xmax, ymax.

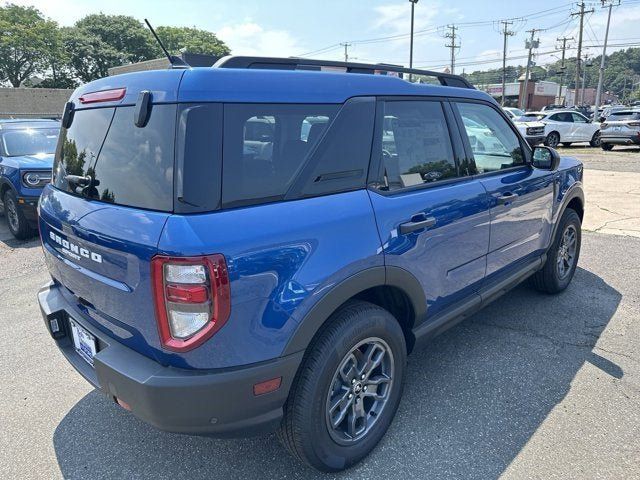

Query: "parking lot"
<box><xmin>1</xmin><ymin>147</ymin><xmax>638</xmax><ymax>479</ymax></box>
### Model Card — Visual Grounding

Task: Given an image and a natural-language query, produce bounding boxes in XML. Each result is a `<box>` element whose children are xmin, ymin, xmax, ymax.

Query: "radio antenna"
<box><xmin>144</xmin><ymin>19</ymin><xmax>189</xmax><ymax>69</ymax></box>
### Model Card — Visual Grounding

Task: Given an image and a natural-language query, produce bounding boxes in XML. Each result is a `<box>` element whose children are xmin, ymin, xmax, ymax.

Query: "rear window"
<box><xmin>53</xmin><ymin>105</ymin><xmax>176</xmax><ymax>212</ymax></box>
<box><xmin>608</xmin><ymin>111</ymin><xmax>640</xmax><ymax>121</ymax></box>
<box><xmin>222</xmin><ymin>103</ymin><xmax>338</xmax><ymax>208</ymax></box>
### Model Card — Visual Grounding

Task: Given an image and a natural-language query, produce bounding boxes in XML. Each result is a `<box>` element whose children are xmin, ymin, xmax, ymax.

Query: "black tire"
<box><xmin>561</xmin><ymin>142</ymin><xmax>572</xmax><ymax>147</ymax></box>
<box><xmin>278</xmin><ymin>300</ymin><xmax>407</xmax><ymax>472</ymax></box>
<box><xmin>531</xmin><ymin>208</ymin><xmax>581</xmax><ymax>294</ymax></box>
<box><xmin>590</xmin><ymin>131</ymin><xmax>601</xmax><ymax>147</ymax></box>
<box><xmin>544</xmin><ymin>131</ymin><xmax>560</xmax><ymax>148</ymax></box>
<box><xmin>3</xmin><ymin>190</ymin><xmax>34</xmax><ymax>240</ymax></box>
<box><xmin>601</xmin><ymin>143</ymin><xmax>614</xmax><ymax>151</ymax></box>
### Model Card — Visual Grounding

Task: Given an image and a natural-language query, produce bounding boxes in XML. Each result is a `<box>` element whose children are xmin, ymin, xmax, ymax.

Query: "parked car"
<box><xmin>600</xmin><ymin>110</ymin><xmax>640</xmax><ymax>150</ymax></box>
<box><xmin>0</xmin><ymin>119</ymin><xmax>59</xmax><ymax>239</ymax></box>
<box><xmin>519</xmin><ymin>110</ymin><xmax>600</xmax><ymax>148</ymax></box>
<box><xmin>38</xmin><ymin>57</ymin><xmax>584</xmax><ymax>472</ymax></box>
<box><xmin>502</xmin><ymin>108</ymin><xmax>546</xmax><ymax>146</ymax></box>
<box><xmin>541</xmin><ymin>104</ymin><xmax>565</xmax><ymax>112</ymax></box>
<box><xmin>600</xmin><ymin>105</ymin><xmax>628</xmax><ymax>122</ymax></box>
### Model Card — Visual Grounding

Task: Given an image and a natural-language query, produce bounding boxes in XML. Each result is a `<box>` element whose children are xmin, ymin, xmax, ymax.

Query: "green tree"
<box><xmin>155</xmin><ymin>26</ymin><xmax>230</xmax><ymax>57</ymax></box>
<box><xmin>64</xmin><ymin>14</ymin><xmax>156</xmax><ymax>82</ymax></box>
<box><xmin>0</xmin><ymin>4</ymin><xmax>58</xmax><ymax>87</ymax></box>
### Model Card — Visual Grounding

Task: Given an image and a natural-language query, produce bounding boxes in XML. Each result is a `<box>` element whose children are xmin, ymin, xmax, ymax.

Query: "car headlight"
<box><xmin>22</xmin><ymin>171</ymin><xmax>52</xmax><ymax>188</ymax></box>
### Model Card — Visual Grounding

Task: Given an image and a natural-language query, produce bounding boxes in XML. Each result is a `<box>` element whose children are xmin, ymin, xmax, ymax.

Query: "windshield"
<box><xmin>517</xmin><ymin>114</ymin><xmax>544</xmax><ymax>122</ymax></box>
<box><xmin>1</xmin><ymin>128</ymin><xmax>59</xmax><ymax>156</ymax></box>
<box><xmin>608</xmin><ymin>112</ymin><xmax>640</xmax><ymax>121</ymax></box>
<box><xmin>507</xmin><ymin>108</ymin><xmax>524</xmax><ymax>117</ymax></box>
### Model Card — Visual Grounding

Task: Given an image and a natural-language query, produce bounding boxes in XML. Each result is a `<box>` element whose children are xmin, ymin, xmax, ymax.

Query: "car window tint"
<box><xmin>379</xmin><ymin>101</ymin><xmax>458</xmax><ymax>191</ymax></box>
<box><xmin>222</xmin><ymin>104</ymin><xmax>338</xmax><ymax>207</ymax></box>
<box><xmin>571</xmin><ymin>113</ymin><xmax>587</xmax><ymax>123</ymax></box>
<box><xmin>455</xmin><ymin>102</ymin><xmax>525</xmax><ymax>173</ymax></box>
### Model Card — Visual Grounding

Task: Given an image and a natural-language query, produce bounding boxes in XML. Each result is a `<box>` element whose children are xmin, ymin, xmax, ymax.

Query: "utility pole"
<box><xmin>594</xmin><ymin>1</ymin><xmax>618</xmax><ymax>114</ymax></box>
<box><xmin>522</xmin><ymin>29</ymin><xmax>541</xmax><ymax>110</ymax></box>
<box><xmin>340</xmin><ymin>42</ymin><xmax>352</xmax><ymax>62</ymax></box>
<box><xmin>500</xmin><ymin>20</ymin><xmax>515</xmax><ymax>106</ymax></box>
<box><xmin>572</xmin><ymin>2</ymin><xmax>595</xmax><ymax>106</ymax></box>
<box><xmin>556</xmin><ymin>36</ymin><xmax>573</xmax><ymax>105</ymax></box>
<box><xmin>445</xmin><ymin>25</ymin><xmax>459</xmax><ymax>74</ymax></box>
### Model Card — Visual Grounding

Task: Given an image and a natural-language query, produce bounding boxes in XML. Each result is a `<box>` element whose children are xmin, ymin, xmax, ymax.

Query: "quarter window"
<box><xmin>379</xmin><ymin>101</ymin><xmax>459</xmax><ymax>191</ymax></box>
<box><xmin>455</xmin><ymin>102</ymin><xmax>525</xmax><ymax>173</ymax></box>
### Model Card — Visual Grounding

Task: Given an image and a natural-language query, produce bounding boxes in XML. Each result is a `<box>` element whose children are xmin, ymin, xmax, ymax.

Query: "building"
<box><xmin>0</xmin><ymin>87</ymin><xmax>73</xmax><ymax>119</ymax></box>
<box><xmin>480</xmin><ymin>80</ymin><xmax>564</xmax><ymax>110</ymax></box>
<box><xmin>108</xmin><ymin>53</ymin><xmax>220</xmax><ymax>76</ymax></box>
<box><xmin>565</xmin><ymin>88</ymin><xmax>619</xmax><ymax>107</ymax></box>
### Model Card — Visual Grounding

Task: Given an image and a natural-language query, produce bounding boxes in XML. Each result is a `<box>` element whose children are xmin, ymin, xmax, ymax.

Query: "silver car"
<box><xmin>600</xmin><ymin>110</ymin><xmax>640</xmax><ymax>150</ymax></box>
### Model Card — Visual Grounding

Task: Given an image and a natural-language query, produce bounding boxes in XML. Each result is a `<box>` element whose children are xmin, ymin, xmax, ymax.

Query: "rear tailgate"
<box><xmin>39</xmin><ymin>70</ymin><xmax>183</xmax><ymax>362</ymax></box>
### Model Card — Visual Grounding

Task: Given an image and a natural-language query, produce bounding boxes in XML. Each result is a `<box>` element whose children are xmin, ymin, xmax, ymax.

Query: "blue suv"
<box><xmin>0</xmin><ymin>119</ymin><xmax>59</xmax><ymax>239</ymax></box>
<box><xmin>38</xmin><ymin>57</ymin><xmax>584</xmax><ymax>472</ymax></box>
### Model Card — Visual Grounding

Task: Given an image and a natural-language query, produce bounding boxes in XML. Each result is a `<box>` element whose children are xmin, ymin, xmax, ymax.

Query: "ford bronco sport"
<box><xmin>0</xmin><ymin>119</ymin><xmax>59</xmax><ymax>239</ymax></box>
<box><xmin>38</xmin><ymin>56</ymin><xmax>584</xmax><ymax>472</ymax></box>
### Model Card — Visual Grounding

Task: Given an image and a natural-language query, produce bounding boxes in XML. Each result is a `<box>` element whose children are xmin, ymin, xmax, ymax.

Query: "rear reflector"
<box><xmin>253</xmin><ymin>377</ymin><xmax>282</xmax><ymax>396</ymax></box>
<box><xmin>151</xmin><ymin>255</ymin><xmax>231</xmax><ymax>352</ymax></box>
<box><xmin>79</xmin><ymin>88</ymin><xmax>126</xmax><ymax>104</ymax></box>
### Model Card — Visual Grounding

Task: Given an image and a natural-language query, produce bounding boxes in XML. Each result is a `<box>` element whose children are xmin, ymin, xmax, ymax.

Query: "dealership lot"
<box><xmin>1</xmin><ymin>148</ymin><xmax>639</xmax><ymax>479</ymax></box>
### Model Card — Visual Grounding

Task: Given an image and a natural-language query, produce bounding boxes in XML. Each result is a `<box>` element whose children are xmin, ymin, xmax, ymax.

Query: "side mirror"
<box><xmin>532</xmin><ymin>146</ymin><xmax>561</xmax><ymax>171</ymax></box>
<box><xmin>599</xmin><ymin>116</ymin><xmax>606</xmax><ymax>123</ymax></box>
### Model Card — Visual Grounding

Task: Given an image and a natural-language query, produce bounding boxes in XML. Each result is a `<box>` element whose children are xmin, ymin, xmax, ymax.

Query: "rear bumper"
<box><xmin>38</xmin><ymin>281</ymin><xmax>304</xmax><ymax>437</ymax></box>
<box><xmin>600</xmin><ymin>135</ymin><xmax>640</xmax><ymax>145</ymax></box>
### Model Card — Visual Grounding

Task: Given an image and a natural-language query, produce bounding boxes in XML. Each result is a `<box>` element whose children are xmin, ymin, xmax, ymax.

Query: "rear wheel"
<box><xmin>3</xmin><ymin>190</ymin><xmax>34</xmax><ymax>240</ymax></box>
<box><xmin>278</xmin><ymin>300</ymin><xmax>406</xmax><ymax>472</ymax></box>
<box><xmin>590</xmin><ymin>131</ymin><xmax>601</xmax><ymax>147</ymax></box>
<box><xmin>544</xmin><ymin>131</ymin><xmax>560</xmax><ymax>148</ymax></box>
<box><xmin>601</xmin><ymin>143</ymin><xmax>614</xmax><ymax>151</ymax></box>
<box><xmin>531</xmin><ymin>208</ymin><xmax>581</xmax><ymax>294</ymax></box>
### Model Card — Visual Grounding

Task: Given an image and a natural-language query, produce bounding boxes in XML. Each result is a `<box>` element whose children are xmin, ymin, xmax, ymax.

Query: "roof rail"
<box><xmin>213</xmin><ymin>56</ymin><xmax>475</xmax><ymax>89</ymax></box>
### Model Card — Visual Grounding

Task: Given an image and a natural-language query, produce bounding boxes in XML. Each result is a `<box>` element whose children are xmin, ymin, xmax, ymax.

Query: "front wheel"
<box><xmin>3</xmin><ymin>190</ymin><xmax>34</xmax><ymax>240</ymax></box>
<box><xmin>531</xmin><ymin>208</ymin><xmax>581</xmax><ymax>294</ymax></box>
<box><xmin>278</xmin><ymin>300</ymin><xmax>407</xmax><ymax>472</ymax></box>
<box><xmin>544</xmin><ymin>131</ymin><xmax>560</xmax><ymax>148</ymax></box>
<box><xmin>590</xmin><ymin>131</ymin><xmax>601</xmax><ymax>147</ymax></box>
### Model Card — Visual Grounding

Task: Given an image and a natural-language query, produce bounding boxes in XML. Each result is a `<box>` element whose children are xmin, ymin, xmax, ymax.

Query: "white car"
<box><xmin>502</xmin><ymin>108</ymin><xmax>546</xmax><ymax>146</ymax></box>
<box><xmin>519</xmin><ymin>110</ymin><xmax>601</xmax><ymax>148</ymax></box>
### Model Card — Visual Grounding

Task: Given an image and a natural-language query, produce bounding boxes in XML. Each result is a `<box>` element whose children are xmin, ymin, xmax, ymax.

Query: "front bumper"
<box><xmin>525</xmin><ymin>135</ymin><xmax>545</xmax><ymax>147</ymax></box>
<box><xmin>16</xmin><ymin>195</ymin><xmax>39</xmax><ymax>225</ymax></box>
<box><xmin>38</xmin><ymin>281</ymin><xmax>304</xmax><ymax>437</ymax></box>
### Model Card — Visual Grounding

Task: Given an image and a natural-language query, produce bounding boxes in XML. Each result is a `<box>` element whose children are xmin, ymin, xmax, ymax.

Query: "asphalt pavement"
<box><xmin>0</xmin><ymin>208</ymin><xmax>638</xmax><ymax>478</ymax></box>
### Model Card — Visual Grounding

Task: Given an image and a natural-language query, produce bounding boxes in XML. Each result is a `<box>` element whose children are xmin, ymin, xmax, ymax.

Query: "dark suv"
<box><xmin>38</xmin><ymin>57</ymin><xmax>584</xmax><ymax>472</ymax></box>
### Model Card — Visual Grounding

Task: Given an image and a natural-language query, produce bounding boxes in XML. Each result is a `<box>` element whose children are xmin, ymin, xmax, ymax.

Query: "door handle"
<box><xmin>497</xmin><ymin>192</ymin><xmax>519</xmax><ymax>205</ymax></box>
<box><xmin>399</xmin><ymin>216</ymin><xmax>436</xmax><ymax>235</ymax></box>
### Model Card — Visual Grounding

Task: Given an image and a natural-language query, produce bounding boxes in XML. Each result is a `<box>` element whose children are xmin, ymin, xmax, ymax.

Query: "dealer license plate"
<box><xmin>70</xmin><ymin>319</ymin><xmax>97</xmax><ymax>366</ymax></box>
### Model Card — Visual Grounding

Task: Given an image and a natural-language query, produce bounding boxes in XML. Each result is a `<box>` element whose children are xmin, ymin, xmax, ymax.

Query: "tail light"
<box><xmin>78</xmin><ymin>88</ymin><xmax>126</xmax><ymax>104</ymax></box>
<box><xmin>151</xmin><ymin>255</ymin><xmax>230</xmax><ymax>352</ymax></box>
<box><xmin>629</xmin><ymin>122</ymin><xmax>640</xmax><ymax>127</ymax></box>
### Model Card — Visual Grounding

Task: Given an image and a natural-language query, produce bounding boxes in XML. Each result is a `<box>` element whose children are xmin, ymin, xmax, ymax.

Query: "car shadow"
<box><xmin>52</xmin><ymin>267</ymin><xmax>621</xmax><ymax>479</ymax></box>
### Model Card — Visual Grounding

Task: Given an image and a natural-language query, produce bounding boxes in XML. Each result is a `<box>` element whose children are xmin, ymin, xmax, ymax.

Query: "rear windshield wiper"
<box><xmin>64</xmin><ymin>174</ymin><xmax>93</xmax><ymax>187</ymax></box>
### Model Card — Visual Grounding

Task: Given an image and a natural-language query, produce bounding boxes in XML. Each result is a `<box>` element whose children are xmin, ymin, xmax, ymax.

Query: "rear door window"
<box><xmin>222</xmin><ymin>103</ymin><xmax>338</xmax><ymax>208</ymax></box>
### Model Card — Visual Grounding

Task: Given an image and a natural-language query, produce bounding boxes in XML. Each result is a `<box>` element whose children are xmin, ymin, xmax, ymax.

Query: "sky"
<box><xmin>7</xmin><ymin>0</ymin><xmax>640</xmax><ymax>81</ymax></box>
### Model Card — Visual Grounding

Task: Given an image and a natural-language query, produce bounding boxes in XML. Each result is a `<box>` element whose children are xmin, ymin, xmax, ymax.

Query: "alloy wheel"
<box><xmin>557</xmin><ymin>224</ymin><xmax>577</xmax><ymax>279</ymax></box>
<box><xmin>5</xmin><ymin>196</ymin><xmax>19</xmax><ymax>232</ymax></box>
<box><xmin>325</xmin><ymin>337</ymin><xmax>395</xmax><ymax>445</ymax></box>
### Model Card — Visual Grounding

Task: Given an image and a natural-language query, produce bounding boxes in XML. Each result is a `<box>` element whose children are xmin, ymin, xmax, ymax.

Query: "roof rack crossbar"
<box><xmin>213</xmin><ymin>56</ymin><xmax>475</xmax><ymax>89</ymax></box>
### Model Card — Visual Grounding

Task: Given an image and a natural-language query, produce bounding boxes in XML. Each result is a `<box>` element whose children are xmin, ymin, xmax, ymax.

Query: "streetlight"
<box><xmin>409</xmin><ymin>0</ymin><xmax>419</xmax><ymax>81</ymax></box>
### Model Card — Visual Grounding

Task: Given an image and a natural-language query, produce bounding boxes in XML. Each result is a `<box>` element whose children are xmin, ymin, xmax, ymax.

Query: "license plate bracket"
<box><xmin>70</xmin><ymin>319</ymin><xmax>97</xmax><ymax>366</ymax></box>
